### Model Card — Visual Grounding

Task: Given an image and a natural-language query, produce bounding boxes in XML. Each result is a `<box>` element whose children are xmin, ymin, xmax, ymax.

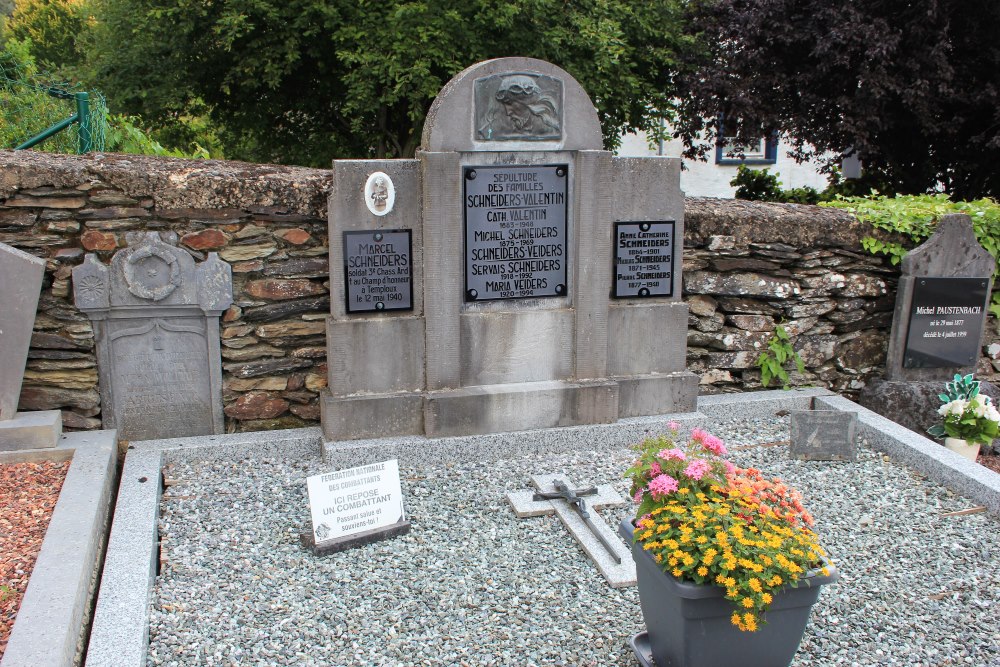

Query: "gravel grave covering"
<box><xmin>150</xmin><ymin>416</ymin><xmax>1000</xmax><ymax>667</ymax></box>
<box><xmin>0</xmin><ymin>460</ymin><xmax>70</xmax><ymax>660</ymax></box>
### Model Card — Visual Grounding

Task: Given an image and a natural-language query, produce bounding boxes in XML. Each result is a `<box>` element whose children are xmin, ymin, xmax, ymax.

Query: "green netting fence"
<box><xmin>1</xmin><ymin>50</ymin><xmax>108</xmax><ymax>153</ymax></box>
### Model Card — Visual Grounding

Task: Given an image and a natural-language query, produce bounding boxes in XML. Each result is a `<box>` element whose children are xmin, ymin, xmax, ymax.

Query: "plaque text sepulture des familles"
<box><xmin>464</xmin><ymin>164</ymin><xmax>568</xmax><ymax>301</ymax></box>
<box><xmin>613</xmin><ymin>221</ymin><xmax>675</xmax><ymax>298</ymax></box>
<box><xmin>73</xmin><ymin>232</ymin><xmax>232</xmax><ymax>441</ymax></box>
<box><xmin>343</xmin><ymin>230</ymin><xmax>413</xmax><ymax>313</ymax></box>
<box><xmin>903</xmin><ymin>277</ymin><xmax>989</xmax><ymax>368</ymax></box>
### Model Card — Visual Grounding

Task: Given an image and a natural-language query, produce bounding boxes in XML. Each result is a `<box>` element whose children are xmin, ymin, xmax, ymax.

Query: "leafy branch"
<box><xmin>757</xmin><ymin>325</ymin><xmax>805</xmax><ymax>389</ymax></box>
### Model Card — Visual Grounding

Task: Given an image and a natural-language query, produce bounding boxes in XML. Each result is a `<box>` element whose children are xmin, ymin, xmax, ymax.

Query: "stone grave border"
<box><xmin>0</xmin><ymin>430</ymin><xmax>118</xmax><ymax>667</ymax></box>
<box><xmin>84</xmin><ymin>388</ymin><xmax>1000</xmax><ymax>667</ymax></box>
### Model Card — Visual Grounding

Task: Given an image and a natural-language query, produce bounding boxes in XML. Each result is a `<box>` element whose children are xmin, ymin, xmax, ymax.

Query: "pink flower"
<box><xmin>691</xmin><ymin>428</ymin><xmax>727</xmax><ymax>456</ymax></box>
<box><xmin>648</xmin><ymin>474</ymin><xmax>679</xmax><ymax>499</ymax></box>
<box><xmin>667</xmin><ymin>420</ymin><xmax>681</xmax><ymax>431</ymax></box>
<box><xmin>683</xmin><ymin>459</ymin><xmax>712</xmax><ymax>481</ymax></box>
<box><xmin>649</xmin><ymin>462</ymin><xmax>662</xmax><ymax>476</ymax></box>
<box><xmin>723</xmin><ymin>460</ymin><xmax>737</xmax><ymax>476</ymax></box>
<box><xmin>658</xmin><ymin>448</ymin><xmax>687</xmax><ymax>461</ymax></box>
<box><xmin>633</xmin><ymin>490</ymin><xmax>643</xmax><ymax>503</ymax></box>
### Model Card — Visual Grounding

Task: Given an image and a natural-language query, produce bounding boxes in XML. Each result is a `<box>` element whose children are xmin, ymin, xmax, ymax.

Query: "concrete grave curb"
<box><xmin>0</xmin><ymin>429</ymin><xmax>118</xmax><ymax>667</ymax></box>
<box><xmin>84</xmin><ymin>388</ymin><xmax>1000</xmax><ymax>666</ymax></box>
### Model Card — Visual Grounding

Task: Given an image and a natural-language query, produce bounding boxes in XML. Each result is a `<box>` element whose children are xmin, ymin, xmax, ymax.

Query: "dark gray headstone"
<box><xmin>885</xmin><ymin>214</ymin><xmax>995</xmax><ymax>381</ymax></box>
<box><xmin>789</xmin><ymin>409</ymin><xmax>858</xmax><ymax>461</ymax></box>
<box><xmin>73</xmin><ymin>232</ymin><xmax>233</xmax><ymax>440</ymax></box>
<box><xmin>0</xmin><ymin>242</ymin><xmax>45</xmax><ymax>421</ymax></box>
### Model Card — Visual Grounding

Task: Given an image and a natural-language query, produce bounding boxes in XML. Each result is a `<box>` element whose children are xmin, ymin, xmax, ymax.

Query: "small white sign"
<box><xmin>306</xmin><ymin>459</ymin><xmax>405</xmax><ymax>543</ymax></box>
<box><xmin>364</xmin><ymin>171</ymin><xmax>395</xmax><ymax>216</ymax></box>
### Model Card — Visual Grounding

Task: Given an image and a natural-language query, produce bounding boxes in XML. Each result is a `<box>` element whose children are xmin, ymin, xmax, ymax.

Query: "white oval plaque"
<box><xmin>364</xmin><ymin>171</ymin><xmax>395</xmax><ymax>216</ymax></box>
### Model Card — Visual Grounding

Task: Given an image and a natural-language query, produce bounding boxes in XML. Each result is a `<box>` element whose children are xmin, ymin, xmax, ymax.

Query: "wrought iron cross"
<box><xmin>506</xmin><ymin>474</ymin><xmax>635</xmax><ymax>588</ymax></box>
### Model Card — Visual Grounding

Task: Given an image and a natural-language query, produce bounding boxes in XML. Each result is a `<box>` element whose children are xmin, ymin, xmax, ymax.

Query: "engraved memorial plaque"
<box><xmin>464</xmin><ymin>164</ymin><xmax>568</xmax><ymax>302</ymax></box>
<box><xmin>474</xmin><ymin>72</ymin><xmax>563</xmax><ymax>141</ymax></box>
<box><xmin>110</xmin><ymin>319</ymin><xmax>214</xmax><ymax>440</ymax></box>
<box><xmin>903</xmin><ymin>277</ymin><xmax>989</xmax><ymax>368</ymax></box>
<box><xmin>344</xmin><ymin>230</ymin><xmax>413</xmax><ymax>313</ymax></box>
<box><xmin>612</xmin><ymin>221</ymin><xmax>675</xmax><ymax>298</ymax></box>
<box><xmin>789</xmin><ymin>410</ymin><xmax>858</xmax><ymax>461</ymax></box>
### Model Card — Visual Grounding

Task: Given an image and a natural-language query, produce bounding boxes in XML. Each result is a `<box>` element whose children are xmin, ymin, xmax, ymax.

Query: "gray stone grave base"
<box><xmin>0</xmin><ymin>409</ymin><xmax>62</xmax><ymax>451</ymax></box>
<box><xmin>860</xmin><ymin>377</ymin><xmax>1000</xmax><ymax>442</ymax></box>
<box><xmin>0</xmin><ymin>429</ymin><xmax>118</xmax><ymax>667</ymax></box>
<box><xmin>84</xmin><ymin>388</ymin><xmax>1000</xmax><ymax>667</ymax></box>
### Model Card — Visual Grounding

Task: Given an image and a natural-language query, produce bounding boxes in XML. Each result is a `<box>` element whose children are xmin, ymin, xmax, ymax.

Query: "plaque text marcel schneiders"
<box><xmin>613</xmin><ymin>221</ymin><xmax>675</xmax><ymax>298</ymax></box>
<box><xmin>464</xmin><ymin>164</ymin><xmax>568</xmax><ymax>301</ymax></box>
<box><xmin>344</xmin><ymin>230</ymin><xmax>413</xmax><ymax>313</ymax></box>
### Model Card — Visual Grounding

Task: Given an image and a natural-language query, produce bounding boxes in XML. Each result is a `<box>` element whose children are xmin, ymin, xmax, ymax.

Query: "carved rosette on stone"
<box><xmin>73</xmin><ymin>232</ymin><xmax>233</xmax><ymax>441</ymax></box>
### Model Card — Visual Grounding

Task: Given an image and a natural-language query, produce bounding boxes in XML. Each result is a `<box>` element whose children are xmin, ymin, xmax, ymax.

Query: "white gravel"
<box><xmin>147</xmin><ymin>416</ymin><xmax>1000</xmax><ymax>666</ymax></box>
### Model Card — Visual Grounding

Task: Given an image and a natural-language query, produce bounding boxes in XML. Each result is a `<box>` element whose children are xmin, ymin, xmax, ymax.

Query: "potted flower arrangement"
<box><xmin>927</xmin><ymin>374</ymin><xmax>999</xmax><ymax>461</ymax></box>
<box><xmin>619</xmin><ymin>423</ymin><xmax>838</xmax><ymax>667</ymax></box>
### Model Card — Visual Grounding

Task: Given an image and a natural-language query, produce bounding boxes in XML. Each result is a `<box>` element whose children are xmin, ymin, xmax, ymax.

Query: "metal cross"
<box><xmin>506</xmin><ymin>474</ymin><xmax>635</xmax><ymax>588</ymax></box>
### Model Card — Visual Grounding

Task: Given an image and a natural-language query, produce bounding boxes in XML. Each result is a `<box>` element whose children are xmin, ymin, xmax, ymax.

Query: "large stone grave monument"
<box><xmin>322</xmin><ymin>58</ymin><xmax>697</xmax><ymax>440</ymax></box>
<box><xmin>73</xmin><ymin>232</ymin><xmax>233</xmax><ymax>441</ymax></box>
<box><xmin>0</xmin><ymin>241</ymin><xmax>62</xmax><ymax>449</ymax></box>
<box><xmin>861</xmin><ymin>214</ymin><xmax>996</xmax><ymax>434</ymax></box>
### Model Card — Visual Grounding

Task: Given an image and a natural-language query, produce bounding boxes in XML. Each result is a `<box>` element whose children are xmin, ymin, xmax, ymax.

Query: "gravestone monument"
<box><xmin>861</xmin><ymin>214</ymin><xmax>997</xmax><ymax>435</ymax></box>
<box><xmin>322</xmin><ymin>58</ymin><xmax>697</xmax><ymax>441</ymax></box>
<box><xmin>73</xmin><ymin>232</ymin><xmax>232</xmax><ymax>441</ymax></box>
<box><xmin>789</xmin><ymin>404</ymin><xmax>857</xmax><ymax>461</ymax></box>
<box><xmin>0</xmin><ymin>241</ymin><xmax>62</xmax><ymax>450</ymax></box>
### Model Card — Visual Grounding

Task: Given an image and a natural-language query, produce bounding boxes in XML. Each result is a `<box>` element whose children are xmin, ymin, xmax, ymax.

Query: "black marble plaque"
<box><xmin>344</xmin><ymin>230</ymin><xmax>413</xmax><ymax>313</ymax></box>
<box><xmin>464</xmin><ymin>164</ymin><xmax>568</xmax><ymax>302</ymax></box>
<box><xmin>613</xmin><ymin>221</ymin><xmax>675</xmax><ymax>298</ymax></box>
<box><xmin>903</xmin><ymin>277</ymin><xmax>988</xmax><ymax>368</ymax></box>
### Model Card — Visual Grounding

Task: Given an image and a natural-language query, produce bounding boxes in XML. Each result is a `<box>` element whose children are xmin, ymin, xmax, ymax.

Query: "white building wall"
<box><xmin>617</xmin><ymin>130</ymin><xmax>830</xmax><ymax>198</ymax></box>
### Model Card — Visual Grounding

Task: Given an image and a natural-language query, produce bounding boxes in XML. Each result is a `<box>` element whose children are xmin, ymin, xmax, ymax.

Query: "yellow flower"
<box><xmin>697</xmin><ymin>566</ymin><xmax>708</xmax><ymax>576</ymax></box>
<box><xmin>744</xmin><ymin>614</ymin><xmax>757</xmax><ymax>632</ymax></box>
<box><xmin>741</xmin><ymin>597</ymin><xmax>754</xmax><ymax>608</ymax></box>
<box><xmin>731</xmin><ymin>612</ymin><xmax>742</xmax><ymax>628</ymax></box>
<box><xmin>672</xmin><ymin>568</ymin><xmax>683</xmax><ymax>577</ymax></box>
<box><xmin>748</xmin><ymin>578</ymin><xmax>762</xmax><ymax>592</ymax></box>
<box><xmin>761</xmin><ymin>593</ymin><xmax>773</xmax><ymax>604</ymax></box>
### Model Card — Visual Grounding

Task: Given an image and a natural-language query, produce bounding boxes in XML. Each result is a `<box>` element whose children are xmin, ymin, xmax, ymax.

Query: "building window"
<box><xmin>715</xmin><ymin>120</ymin><xmax>778</xmax><ymax>165</ymax></box>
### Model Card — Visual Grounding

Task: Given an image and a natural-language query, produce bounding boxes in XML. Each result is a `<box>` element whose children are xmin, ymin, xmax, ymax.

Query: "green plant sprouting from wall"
<box><xmin>757</xmin><ymin>325</ymin><xmax>805</xmax><ymax>389</ymax></box>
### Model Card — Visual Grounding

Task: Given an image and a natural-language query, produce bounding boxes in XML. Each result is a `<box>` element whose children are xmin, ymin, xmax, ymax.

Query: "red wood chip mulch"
<box><xmin>0</xmin><ymin>460</ymin><xmax>69</xmax><ymax>660</ymax></box>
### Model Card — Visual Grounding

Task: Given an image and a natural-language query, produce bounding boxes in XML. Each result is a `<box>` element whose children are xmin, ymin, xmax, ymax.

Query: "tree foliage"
<box><xmin>674</xmin><ymin>0</ymin><xmax>1000</xmax><ymax>199</ymax></box>
<box><xmin>87</xmin><ymin>0</ymin><xmax>696</xmax><ymax>166</ymax></box>
<box><xmin>5</xmin><ymin>0</ymin><xmax>89</xmax><ymax>70</ymax></box>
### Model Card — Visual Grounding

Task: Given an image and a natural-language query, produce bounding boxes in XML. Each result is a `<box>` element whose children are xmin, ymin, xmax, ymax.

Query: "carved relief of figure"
<box><xmin>477</xmin><ymin>74</ymin><xmax>561</xmax><ymax>140</ymax></box>
<box><xmin>370</xmin><ymin>175</ymin><xmax>388</xmax><ymax>212</ymax></box>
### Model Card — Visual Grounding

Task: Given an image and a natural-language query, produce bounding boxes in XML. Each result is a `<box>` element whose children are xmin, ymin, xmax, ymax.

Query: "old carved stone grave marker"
<box><xmin>322</xmin><ymin>57</ymin><xmax>697</xmax><ymax>443</ymax></box>
<box><xmin>0</xmin><ymin>241</ymin><xmax>62</xmax><ymax>450</ymax></box>
<box><xmin>73</xmin><ymin>232</ymin><xmax>232</xmax><ymax>441</ymax></box>
<box><xmin>506</xmin><ymin>473</ymin><xmax>635</xmax><ymax>587</ymax></box>
<box><xmin>789</xmin><ymin>405</ymin><xmax>858</xmax><ymax>461</ymax></box>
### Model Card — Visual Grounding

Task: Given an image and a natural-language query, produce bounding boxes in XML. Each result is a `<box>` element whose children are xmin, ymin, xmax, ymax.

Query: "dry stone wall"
<box><xmin>2</xmin><ymin>151</ymin><xmax>997</xmax><ymax>432</ymax></box>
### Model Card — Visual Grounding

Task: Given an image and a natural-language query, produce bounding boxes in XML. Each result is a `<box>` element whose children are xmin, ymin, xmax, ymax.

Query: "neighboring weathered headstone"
<box><xmin>0</xmin><ymin>242</ymin><xmax>62</xmax><ymax>450</ymax></box>
<box><xmin>321</xmin><ymin>57</ymin><xmax>698</xmax><ymax>442</ymax></box>
<box><xmin>301</xmin><ymin>459</ymin><xmax>410</xmax><ymax>556</ymax></box>
<box><xmin>73</xmin><ymin>232</ymin><xmax>232</xmax><ymax>441</ymax></box>
<box><xmin>789</xmin><ymin>408</ymin><xmax>857</xmax><ymax>461</ymax></box>
<box><xmin>861</xmin><ymin>214</ymin><xmax>996</xmax><ymax>435</ymax></box>
<box><xmin>506</xmin><ymin>474</ymin><xmax>635</xmax><ymax>587</ymax></box>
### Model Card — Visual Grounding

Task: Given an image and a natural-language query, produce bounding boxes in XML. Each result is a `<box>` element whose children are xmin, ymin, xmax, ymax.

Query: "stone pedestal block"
<box><xmin>423</xmin><ymin>380</ymin><xmax>619</xmax><ymax>437</ymax></box>
<box><xmin>615</xmin><ymin>372</ymin><xmax>699</xmax><ymax>418</ymax></box>
<box><xmin>320</xmin><ymin>391</ymin><xmax>424</xmax><ymax>442</ymax></box>
<box><xmin>0</xmin><ymin>410</ymin><xmax>62</xmax><ymax>450</ymax></box>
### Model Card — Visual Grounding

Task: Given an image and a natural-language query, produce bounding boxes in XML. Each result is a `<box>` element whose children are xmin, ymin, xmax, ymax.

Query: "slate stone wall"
<box><xmin>2</xmin><ymin>151</ymin><xmax>997</xmax><ymax>432</ymax></box>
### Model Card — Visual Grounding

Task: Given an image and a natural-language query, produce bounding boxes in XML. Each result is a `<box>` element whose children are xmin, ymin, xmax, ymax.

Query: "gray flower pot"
<box><xmin>619</xmin><ymin>517</ymin><xmax>839</xmax><ymax>667</ymax></box>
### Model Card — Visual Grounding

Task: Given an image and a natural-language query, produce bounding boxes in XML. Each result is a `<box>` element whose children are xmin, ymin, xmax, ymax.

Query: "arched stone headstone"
<box><xmin>322</xmin><ymin>58</ymin><xmax>697</xmax><ymax>440</ymax></box>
